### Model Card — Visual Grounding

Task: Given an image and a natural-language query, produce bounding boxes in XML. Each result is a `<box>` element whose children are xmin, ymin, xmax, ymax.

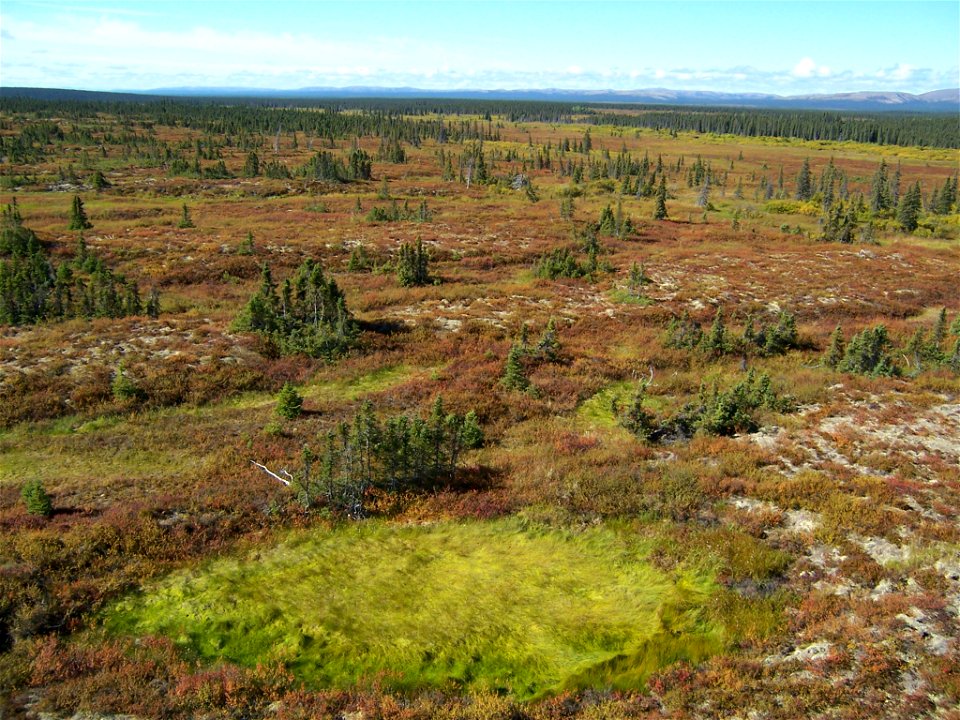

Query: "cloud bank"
<box><xmin>1</xmin><ymin>14</ymin><xmax>956</xmax><ymax>94</ymax></box>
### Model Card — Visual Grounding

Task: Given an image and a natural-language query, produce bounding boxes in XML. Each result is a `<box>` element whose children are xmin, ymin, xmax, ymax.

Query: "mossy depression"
<box><xmin>105</xmin><ymin>519</ymin><xmax>723</xmax><ymax>698</ymax></box>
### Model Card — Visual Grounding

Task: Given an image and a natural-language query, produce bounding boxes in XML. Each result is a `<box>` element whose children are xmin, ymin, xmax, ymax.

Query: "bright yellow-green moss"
<box><xmin>105</xmin><ymin>519</ymin><xmax>725</xmax><ymax>699</ymax></box>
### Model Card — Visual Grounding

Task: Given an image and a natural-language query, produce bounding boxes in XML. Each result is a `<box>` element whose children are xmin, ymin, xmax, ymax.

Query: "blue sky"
<box><xmin>1</xmin><ymin>1</ymin><xmax>957</xmax><ymax>93</ymax></box>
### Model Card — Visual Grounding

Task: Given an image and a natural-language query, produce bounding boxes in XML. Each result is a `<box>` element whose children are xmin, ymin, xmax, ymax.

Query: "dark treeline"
<box><xmin>588</xmin><ymin>107</ymin><xmax>959</xmax><ymax>149</ymax></box>
<box><xmin>1</xmin><ymin>96</ymin><xmax>956</xmax><ymax>148</ymax></box>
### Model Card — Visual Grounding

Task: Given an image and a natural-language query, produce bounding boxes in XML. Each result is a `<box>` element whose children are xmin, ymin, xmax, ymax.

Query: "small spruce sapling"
<box><xmin>276</xmin><ymin>382</ymin><xmax>304</xmax><ymax>420</ymax></box>
<box><xmin>237</xmin><ymin>231</ymin><xmax>255</xmax><ymax>256</ymax></box>
<box><xmin>22</xmin><ymin>479</ymin><xmax>53</xmax><ymax>517</ymax></box>
<box><xmin>702</xmin><ymin>308</ymin><xmax>728</xmax><ymax>357</ymax></box>
<box><xmin>145</xmin><ymin>288</ymin><xmax>161</xmax><ymax>319</ymax></box>
<box><xmin>501</xmin><ymin>344</ymin><xmax>529</xmax><ymax>391</ymax></box>
<box><xmin>535</xmin><ymin>318</ymin><xmax>561</xmax><ymax>362</ymax></box>
<box><xmin>461</xmin><ymin>411</ymin><xmax>484</xmax><ymax>449</ymax></box>
<box><xmin>620</xmin><ymin>382</ymin><xmax>657</xmax><ymax>441</ymax></box>
<box><xmin>823</xmin><ymin>325</ymin><xmax>845</xmax><ymax>368</ymax></box>
<box><xmin>178</xmin><ymin>203</ymin><xmax>195</xmax><ymax>229</ymax></box>
<box><xmin>91</xmin><ymin>171</ymin><xmax>110</xmax><ymax>190</ymax></box>
<box><xmin>112</xmin><ymin>362</ymin><xmax>142</xmax><ymax>401</ymax></box>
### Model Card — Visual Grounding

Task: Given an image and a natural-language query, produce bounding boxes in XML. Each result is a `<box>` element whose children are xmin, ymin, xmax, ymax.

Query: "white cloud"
<box><xmin>0</xmin><ymin>14</ymin><xmax>952</xmax><ymax>94</ymax></box>
<box><xmin>792</xmin><ymin>57</ymin><xmax>817</xmax><ymax>78</ymax></box>
<box><xmin>890</xmin><ymin>63</ymin><xmax>915</xmax><ymax>80</ymax></box>
<box><xmin>792</xmin><ymin>57</ymin><xmax>835</xmax><ymax>81</ymax></box>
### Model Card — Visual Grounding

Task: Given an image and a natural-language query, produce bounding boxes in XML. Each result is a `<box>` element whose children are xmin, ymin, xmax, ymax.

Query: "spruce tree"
<box><xmin>535</xmin><ymin>318</ymin><xmax>561</xmax><ymax>362</ymax></box>
<box><xmin>696</xmin><ymin>177</ymin><xmax>711</xmax><ymax>208</ymax></box>
<box><xmin>347</xmin><ymin>244</ymin><xmax>370</xmax><ymax>272</ymax></box>
<box><xmin>68</xmin><ymin>195</ymin><xmax>92</xmax><ymax>230</ymax></box>
<box><xmin>243</xmin><ymin>151</ymin><xmax>260</xmax><ymax>177</ymax></box>
<box><xmin>92</xmin><ymin>170</ymin><xmax>109</xmax><ymax>190</ymax></box>
<box><xmin>396</xmin><ymin>237</ymin><xmax>430</xmax><ymax>287</ymax></box>
<box><xmin>501</xmin><ymin>344</ymin><xmax>529</xmax><ymax>391</ymax></box>
<box><xmin>869</xmin><ymin>160</ymin><xmax>891</xmax><ymax>212</ymax></box>
<box><xmin>238</xmin><ymin>231</ymin><xmax>255</xmax><ymax>256</ymax></box>
<box><xmin>628</xmin><ymin>261</ymin><xmax>651</xmax><ymax>298</ymax></box>
<box><xmin>653</xmin><ymin>176</ymin><xmax>668</xmax><ymax>220</ymax></box>
<box><xmin>22</xmin><ymin>479</ymin><xmax>53</xmax><ymax>517</ymax></box>
<box><xmin>932</xmin><ymin>307</ymin><xmax>948</xmax><ymax>350</ymax></box>
<box><xmin>823</xmin><ymin>325</ymin><xmax>845</xmax><ymax>368</ymax></box>
<box><xmin>702</xmin><ymin>308</ymin><xmax>728</xmax><ymax>357</ymax></box>
<box><xmin>620</xmin><ymin>382</ymin><xmax>657</xmax><ymax>440</ymax></box>
<box><xmin>795</xmin><ymin>158</ymin><xmax>813</xmax><ymax>201</ymax></box>
<box><xmin>178</xmin><ymin>203</ymin><xmax>195</xmax><ymax>229</ymax></box>
<box><xmin>598</xmin><ymin>205</ymin><xmax>616</xmax><ymax>235</ymax></box>
<box><xmin>461</xmin><ymin>411</ymin><xmax>484</xmax><ymax>449</ymax></box>
<box><xmin>276</xmin><ymin>382</ymin><xmax>304</xmax><ymax>420</ymax></box>
<box><xmin>112</xmin><ymin>362</ymin><xmax>142</xmax><ymax>401</ymax></box>
<box><xmin>517</xmin><ymin>322</ymin><xmax>530</xmax><ymax>354</ymax></box>
<box><xmin>146</xmin><ymin>288</ymin><xmax>161</xmax><ymax>318</ymax></box>
<box><xmin>896</xmin><ymin>181</ymin><xmax>922</xmax><ymax>232</ymax></box>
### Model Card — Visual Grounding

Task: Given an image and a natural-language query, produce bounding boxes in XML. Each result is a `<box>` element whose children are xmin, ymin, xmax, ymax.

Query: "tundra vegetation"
<box><xmin>0</xmin><ymin>94</ymin><xmax>958</xmax><ymax>719</ymax></box>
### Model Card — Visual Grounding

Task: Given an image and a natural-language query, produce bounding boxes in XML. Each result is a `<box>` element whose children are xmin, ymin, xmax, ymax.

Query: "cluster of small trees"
<box><xmin>265</xmin><ymin>397</ymin><xmax>483</xmax><ymax>517</ymax></box>
<box><xmin>618</xmin><ymin>369</ymin><xmax>792</xmax><ymax>441</ymax></box>
<box><xmin>929</xmin><ymin>176</ymin><xmax>958</xmax><ymax>215</ymax></box>
<box><xmin>232</xmin><ymin>259</ymin><xmax>356</xmax><ymax>358</ymax></box>
<box><xmin>691</xmin><ymin>371</ymin><xmax>792</xmax><ymax>436</ymax></box>
<box><xmin>534</xmin><ymin>247</ymin><xmax>591</xmax><ymax>280</ymax></box>
<box><xmin>663</xmin><ymin>307</ymin><xmax>958</xmax><ymax>379</ymax></box>
<box><xmin>777</xmin><ymin>158</ymin><xmax>959</xmax><ymax>241</ymax></box>
<box><xmin>824</xmin><ymin>309</ymin><xmax>960</xmax><ymax>376</ymax></box>
<box><xmin>501</xmin><ymin>318</ymin><xmax>561</xmax><ymax>391</ymax></box>
<box><xmin>666</xmin><ymin>308</ymin><xmax>800</xmax><ymax>358</ymax></box>
<box><xmin>396</xmin><ymin>238</ymin><xmax>431</xmax><ymax>287</ymax></box>
<box><xmin>299</xmin><ymin>147</ymin><xmax>373</xmax><ymax>183</ymax></box>
<box><xmin>535</xmin><ymin>227</ymin><xmax>613</xmax><ymax>281</ymax></box>
<box><xmin>861</xmin><ymin>161</ymin><xmax>953</xmax><ymax>233</ymax></box>
<box><xmin>0</xmin><ymin>201</ymin><xmax>158</xmax><ymax>325</ymax></box>
<box><xmin>895</xmin><ymin>182</ymin><xmax>923</xmax><ymax>232</ymax></box>
<box><xmin>377</xmin><ymin>137</ymin><xmax>407</xmax><ymax>164</ymax></box>
<box><xmin>592</xmin><ymin>107</ymin><xmax>957</xmax><ymax>148</ymax></box>
<box><xmin>366</xmin><ymin>199</ymin><xmax>431</xmax><ymax>223</ymax></box>
<box><xmin>819</xmin><ymin>201</ymin><xmax>862</xmax><ymax>243</ymax></box>
<box><xmin>597</xmin><ymin>201</ymin><xmax>634</xmax><ymax>238</ymax></box>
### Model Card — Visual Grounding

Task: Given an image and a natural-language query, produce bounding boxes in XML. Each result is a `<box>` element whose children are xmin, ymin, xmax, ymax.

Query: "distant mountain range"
<box><xmin>2</xmin><ymin>86</ymin><xmax>958</xmax><ymax>112</ymax></box>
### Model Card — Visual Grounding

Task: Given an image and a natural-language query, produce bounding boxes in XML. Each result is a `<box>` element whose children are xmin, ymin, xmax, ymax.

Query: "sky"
<box><xmin>0</xmin><ymin>1</ymin><xmax>958</xmax><ymax>94</ymax></box>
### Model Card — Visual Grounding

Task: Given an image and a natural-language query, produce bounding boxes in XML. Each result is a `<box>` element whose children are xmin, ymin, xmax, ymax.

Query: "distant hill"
<box><xmin>0</xmin><ymin>87</ymin><xmax>161</xmax><ymax>103</ymax></box>
<box><xmin>2</xmin><ymin>85</ymin><xmax>958</xmax><ymax>113</ymax></box>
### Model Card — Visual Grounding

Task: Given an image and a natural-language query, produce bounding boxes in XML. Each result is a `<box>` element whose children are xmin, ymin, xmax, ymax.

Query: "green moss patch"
<box><xmin>106</xmin><ymin>519</ymin><xmax>724</xmax><ymax>699</ymax></box>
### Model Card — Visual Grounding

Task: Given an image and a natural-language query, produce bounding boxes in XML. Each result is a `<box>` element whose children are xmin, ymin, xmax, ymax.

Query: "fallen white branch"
<box><xmin>250</xmin><ymin>460</ymin><xmax>292</xmax><ymax>486</ymax></box>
